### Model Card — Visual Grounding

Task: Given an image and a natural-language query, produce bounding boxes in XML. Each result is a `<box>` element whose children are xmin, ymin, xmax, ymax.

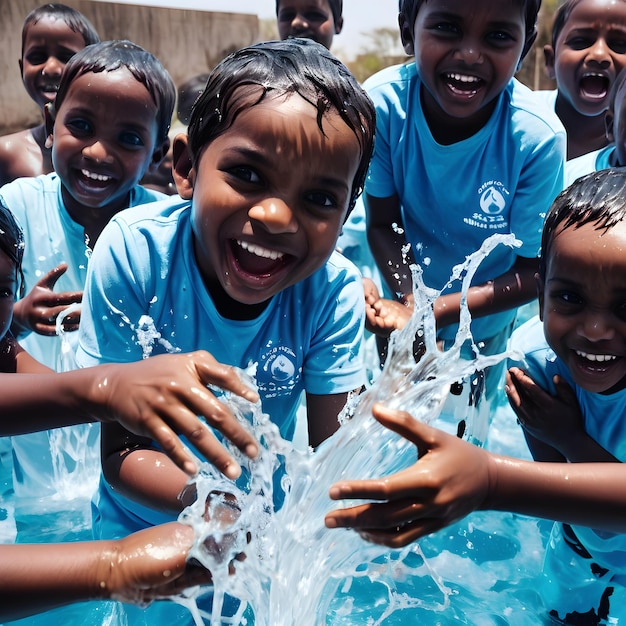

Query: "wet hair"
<box><xmin>399</xmin><ymin>0</ymin><xmax>541</xmax><ymax>60</ymax></box>
<box><xmin>177</xmin><ymin>73</ymin><xmax>210</xmax><ymax>126</ymax></box>
<box><xmin>21</xmin><ymin>3</ymin><xmax>100</xmax><ymax>56</ymax></box>
<box><xmin>275</xmin><ymin>0</ymin><xmax>343</xmax><ymax>25</ymax></box>
<box><xmin>51</xmin><ymin>40</ymin><xmax>176</xmax><ymax>143</ymax></box>
<box><xmin>187</xmin><ymin>38</ymin><xmax>375</xmax><ymax>213</ymax></box>
<box><xmin>0</xmin><ymin>201</ymin><xmax>25</xmax><ymax>298</ymax></box>
<box><xmin>539</xmin><ymin>168</ymin><xmax>626</xmax><ymax>279</ymax></box>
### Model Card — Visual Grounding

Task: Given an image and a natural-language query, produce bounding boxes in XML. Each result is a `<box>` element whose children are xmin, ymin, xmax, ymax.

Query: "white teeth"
<box><xmin>576</xmin><ymin>350</ymin><xmax>617</xmax><ymax>363</ymax></box>
<box><xmin>81</xmin><ymin>169</ymin><xmax>111</xmax><ymax>182</ymax></box>
<box><xmin>238</xmin><ymin>240</ymin><xmax>283</xmax><ymax>261</ymax></box>
<box><xmin>447</xmin><ymin>73</ymin><xmax>480</xmax><ymax>83</ymax></box>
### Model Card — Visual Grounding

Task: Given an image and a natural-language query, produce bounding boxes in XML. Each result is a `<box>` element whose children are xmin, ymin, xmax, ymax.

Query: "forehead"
<box><xmin>23</xmin><ymin>15</ymin><xmax>85</xmax><ymax>48</ymax></box>
<box><xmin>416</xmin><ymin>0</ymin><xmax>525</xmax><ymax>24</ymax></box>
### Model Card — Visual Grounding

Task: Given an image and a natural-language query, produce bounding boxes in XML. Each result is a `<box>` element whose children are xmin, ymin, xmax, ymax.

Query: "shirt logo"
<box><xmin>257</xmin><ymin>345</ymin><xmax>300</xmax><ymax>398</ymax></box>
<box><xmin>463</xmin><ymin>180</ymin><xmax>510</xmax><ymax>231</ymax></box>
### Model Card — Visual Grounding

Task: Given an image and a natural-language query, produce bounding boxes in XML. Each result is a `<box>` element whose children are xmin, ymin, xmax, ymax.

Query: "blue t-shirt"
<box><xmin>564</xmin><ymin>146</ymin><xmax>614</xmax><ymax>188</ymax></box>
<box><xmin>510</xmin><ymin>316</ymin><xmax>626</xmax><ymax>568</ymax></box>
<box><xmin>77</xmin><ymin>197</ymin><xmax>365</xmax><ymax>535</ymax></box>
<box><xmin>364</xmin><ymin>63</ymin><xmax>566</xmax><ymax>341</ymax></box>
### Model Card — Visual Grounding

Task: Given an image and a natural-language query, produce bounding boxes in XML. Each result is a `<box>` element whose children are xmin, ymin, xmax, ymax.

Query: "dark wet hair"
<box><xmin>539</xmin><ymin>168</ymin><xmax>626</xmax><ymax>279</ymax></box>
<box><xmin>187</xmin><ymin>38</ymin><xmax>375</xmax><ymax>213</ymax></box>
<box><xmin>177</xmin><ymin>73</ymin><xmax>210</xmax><ymax>126</ymax></box>
<box><xmin>51</xmin><ymin>40</ymin><xmax>176</xmax><ymax>143</ymax></box>
<box><xmin>399</xmin><ymin>0</ymin><xmax>541</xmax><ymax>61</ymax></box>
<box><xmin>0</xmin><ymin>201</ymin><xmax>25</xmax><ymax>298</ymax></box>
<box><xmin>275</xmin><ymin>0</ymin><xmax>343</xmax><ymax>24</ymax></box>
<box><xmin>21</xmin><ymin>3</ymin><xmax>100</xmax><ymax>55</ymax></box>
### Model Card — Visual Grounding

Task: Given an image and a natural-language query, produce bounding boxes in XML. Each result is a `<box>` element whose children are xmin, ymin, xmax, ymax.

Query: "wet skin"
<box><xmin>539</xmin><ymin>219</ymin><xmax>626</xmax><ymax>394</ymax></box>
<box><xmin>546</xmin><ymin>0</ymin><xmax>626</xmax><ymax>119</ymax></box>
<box><xmin>400</xmin><ymin>0</ymin><xmax>527</xmax><ymax>144</ymax></box>
<box><xmin>184</xmin><ymin>92</ymin><xmax>362</xmax><ymax>318</ymax></box>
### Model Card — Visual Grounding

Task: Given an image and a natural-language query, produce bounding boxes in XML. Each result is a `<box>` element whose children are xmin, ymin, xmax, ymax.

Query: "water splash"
<box><xmin>175</xmin><ymin>234</ymin><xmax>525</xmax><ymax>624</ymax></box>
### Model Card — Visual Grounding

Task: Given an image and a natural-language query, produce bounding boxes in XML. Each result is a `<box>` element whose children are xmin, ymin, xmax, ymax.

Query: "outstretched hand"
<box><xmin>12</xmin><ymin>263</ymin><xmax>82</xmax><ymax>336</ymax></box>
<box><xmin>362</xmin><ymin>277</ymin><xmax>413</xmax><ymax>338</ymax></box>
<box><xmin>325</xmin><ymin>403</ymin><xmax>491</xmax><ymax>548</ymax></box>
<box><xmin>103</xmin><ymin>522</ymin><xmax>212</xmax><ymax>605</ymax></box>
<box><xmin>90</xmin><ymin>351</ymin><xmax>260</xmax><ymax>478</ymax></box>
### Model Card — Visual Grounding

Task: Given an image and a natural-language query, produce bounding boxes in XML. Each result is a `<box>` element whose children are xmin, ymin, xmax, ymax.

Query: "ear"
<box><xmin>536</xmin><ymin>273</ymin><xmax>545</xmax><ymax>322</ymax></box>
<box><xmin>146</xmin><ymin>136</ymin><xmax>171</xmax><ymax>172</ymax></box>
<box><xmin>543</xmin><ymin>45</ymin><xmax>556</xmax><ymax>81</ymax></box>
<box><xmin>398</xmin><ymin>13</ymin><xmax>414</xmax><ymax>56</ymax></box>
<box><xmin>172</xmin><ymin>133</ymin><xmax>194</xmax><ymax>200</ymax></box>
<box><xmin>334</xmin><ymin>16</ymin><xmax>344</xmax><ymax>35</ymax></box>
<box><xmin>43</xmin><ymin>103</ymin><xmax>55</xmax><ymax>149</ymax></box>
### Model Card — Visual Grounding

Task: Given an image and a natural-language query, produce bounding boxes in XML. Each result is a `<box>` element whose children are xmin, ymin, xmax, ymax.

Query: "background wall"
<box><xmin>0</xmin><ymin>0</ymin><xmax>259</xmax><ymax>134</ymax></box>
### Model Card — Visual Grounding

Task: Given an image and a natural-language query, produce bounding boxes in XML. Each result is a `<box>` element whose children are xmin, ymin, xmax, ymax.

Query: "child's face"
<box><xmin>277</xmin><ymin>0</ymin><xmax>343</xmax><ymax>50</ymax></box>
<box><xmin>401</xmin><ymin>0</ymin><xmax>526</xmax><ymax>129</ymax></box>
<box><xmin>49</xmin><ymin>67</ymin><xmax>166</xmax><ymax>218</ymax></box>
<box><xmin>539</xmin><ymin>219</ymin><xmax>626</xmax><ymax>394</ymax></box>
<box><xmin>181</xmin><ymin>92</ymin><xmax>361</xmax><ymax>309</ymax></box>
<box><xmin>545</xmin><ymin>0</ymin><xmax>626</xmax><ymax>118</ymax></box>
<box><xmin>0</xmin><ymin>251</ymin><xmax>17</xmax><ymax>343</ymax></box>
<box><xmin>20</xmin><ymin>16</ymin><xmax>87</xmax><ymax>112</ymax></box>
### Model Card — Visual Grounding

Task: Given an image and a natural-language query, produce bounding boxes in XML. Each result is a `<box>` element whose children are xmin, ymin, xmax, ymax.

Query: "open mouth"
<box><xmin>579</xmin><ymin>73</ymin><xmax>610</xmax><ymax>100</ymax></box>
<box><xmin>443</xmin><ymin>72</ymin><xmax>484</xmax><ymax>97</ymax></box>
<box><xmin>231</xmin><ymin>239</ymin><xmax>290</xmax><ymax>277</ymax></box>
<box><xmin>573</xmin><ymin>349</ymin><xmax>620</xmax><ymax>375</ymax></box>
<box><xmin>76</xmin><ymin>168</ymin><xmax>114</xmax><ymax>190</ymax></box>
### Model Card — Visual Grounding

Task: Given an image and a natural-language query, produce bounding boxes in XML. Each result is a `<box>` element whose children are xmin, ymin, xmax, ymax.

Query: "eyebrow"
<box><xmin>225</xmin><ymin>146</ymin><xmax>351</xmax><ymax>193</ymax></box>
<box><xmin>425</xmin><ymin>10</ymin><xmax>523</xmax><ymax>31</ymax></box>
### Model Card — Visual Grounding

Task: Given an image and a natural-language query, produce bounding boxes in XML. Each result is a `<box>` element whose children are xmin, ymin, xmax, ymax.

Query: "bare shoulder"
<box><xmin>0</xmin><ymin>128</ymin><xmax>47</xmax><ymax>186</ymax></box>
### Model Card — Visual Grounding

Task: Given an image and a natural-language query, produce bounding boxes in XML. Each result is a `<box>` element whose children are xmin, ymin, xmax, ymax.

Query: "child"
<box><xmin>0</xmin><ymin>39</ymin><xmax>175</xmax><ymax>503</ymax></box>
<box><xmin>565</xmin><ymin>66</ymin><xmax>626</xmax><ymax>186</ymax></box>
<box><xmin>276</xmin><ymin>0</ymin><xmax>343</xmax><ymax>50</ymax></box>
<box><xmin>75</xmin><ymin>37</ymin><xmax>374</xmax><ymax>623</ymax></box>
<box><xmin>504</xmin><ymin>167</ymin><xmax>626</xmax><ymax>623</ymax></box>
<box><xmin>0</xmin><ymin>4</ymin><xmax>100</xmax><ymax>187</ymax></box>
<box><xmin>537</xmin><ymin>0</ymin><xmax>626</xmax><ymax>160</ymax></box>
<box><xmin>362</xmin><ymin>0</ymin><xmax>566</xmax><ymax>444</ymax></box>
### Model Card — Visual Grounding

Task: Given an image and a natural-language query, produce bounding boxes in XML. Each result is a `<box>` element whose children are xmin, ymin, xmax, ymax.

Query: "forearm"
<box><xmin>104</xmin><ymin>447</ymin><xmax>192</xmax><ymax>515</ymax></box>
<box><xmin>485</xmin><ymin>455</ymin><xmax>626</xmax><ymax>532</ymax></box>
<box><xmin>435</xmin><ymin>258</ymin><xmax>538</xmax><ymax>330</ymax></box>
<box><xmin>0</xmin><ymin>541</ymin><xmax>110</xmax><ymax>621</ymax></box>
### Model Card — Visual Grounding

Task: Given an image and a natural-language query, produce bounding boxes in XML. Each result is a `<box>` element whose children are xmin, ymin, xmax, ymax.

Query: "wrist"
<box><xmin>93</xmin><ymin>540</ymin><xmax>118</xmax><ymax>601</ymax></box>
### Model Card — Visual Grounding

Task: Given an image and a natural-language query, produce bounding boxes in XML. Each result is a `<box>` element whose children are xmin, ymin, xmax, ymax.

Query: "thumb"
<box><xmin>37</xmin><ymin>263</ymin><xmax>69</xmax><ymax>290</ymax></box>
<box><xmin>371</xmin><ymin>403</ymin><xmax>433</xmax><ymax>456</ymax></box>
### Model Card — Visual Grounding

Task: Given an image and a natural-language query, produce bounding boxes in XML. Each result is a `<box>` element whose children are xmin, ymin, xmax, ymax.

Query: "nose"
<box><xmin>248</xmin><ymin>198</ymin><xmax>298</xmax><ymax>234</ymax></box>
<box><xmin>586</xmin><ymin>38</ymin><xmax>611</xmax><ymax>66</ymax></box>
<box><xmin>455</xmin><ymin>38</ymin><xmax>483</xmax><ymax>65</ymax></box>
<box><xmin>578</xmin><ymin>310</ymin><xmax>616</xmax><ymax>342</ymax></box>
<box><xmin>291</xmin><ymin>12</ymin><xmax>309</xmax><ymax>30</ymax></box>
<box><xmin>82</xmin><ymin>140</ymin><xmax>113</xmax><ymax>164</ymax></box>
<box><xmin>41</xmin><ymin>56</ymin><xmax>64</xmax><ymax>77</ymax></box>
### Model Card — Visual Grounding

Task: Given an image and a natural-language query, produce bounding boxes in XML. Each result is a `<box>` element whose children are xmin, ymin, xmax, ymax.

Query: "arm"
<box><xmin>432</xmin><ymin>255</ymin><xmax>539</xmax><ymax>330</ymax></box>
<box><xmin>506</xmin><ymin>367</ymin><xmax>618</xmax><ymax>463</ymax></box>
<box><xmin>325</xmin><ymin>404</ymin><xmax>626</xmax><ymax>548</ymax></box>
<box><xmin>0</xmin><ymin>522</ymin><xmax>211</xmax><ymax>622</ymax></box>
<box><xmin>365</xmin><ymin>193</ymin><xmax>415</xmax><ymax>299</ymax></box>
<box><xmin>1</xmin><ymin>351</ymin><xmax>260</xmax><ymax>477</ymax></box>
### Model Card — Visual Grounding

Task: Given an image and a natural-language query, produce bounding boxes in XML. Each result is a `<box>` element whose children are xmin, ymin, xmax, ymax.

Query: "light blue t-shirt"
<box><xmin>0</xmin><ymin>173</ymin><xmax>165</xmax><ymax>502</ymax></box>
<box><xmin>564</xmin><ymin>145</ymin><xmax>614</xmax><ymax>188</ymax></box>
<box><xmin>364</xmin><ymin>63</ymin><xmax>566</xmax><ymax>342</ymax></box>
<box><xmin>510</xmin><ymin>316</ymin><xmax>626</xmax><ymax>570</ymax></box>
<box><xmin>76</xmin><ymin>197</ymin><xmax>366</xmax><ymax>534</ymax></box>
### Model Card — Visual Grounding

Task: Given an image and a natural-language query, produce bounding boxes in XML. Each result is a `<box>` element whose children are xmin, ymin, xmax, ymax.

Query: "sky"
<box><xmin>95</xmin><ymin>0</ymin><xmax>401</xmax><ymax>59</ymax></box>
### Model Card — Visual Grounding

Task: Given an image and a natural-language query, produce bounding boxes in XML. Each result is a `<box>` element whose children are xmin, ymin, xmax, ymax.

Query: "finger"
<box><xmin>141</xmin><ymin>418</ymin><xmax>201</xmax><ymax>476</ymax></box>
<box><xmin>36</xmin><ymin>263</ymin><xmax>69</xmax><ymax>290</ymax></box>
<box><xmin>192</xmin><ymin>353</ymin><xmax>259</xmax><ymax>405</ymax></box>
<box><xmin>553</xmin><ymin>375</ymin><xmax>577</xmax><ymax>404</ymax></box>
<box><xmin>325</xmin><ymin>498</ymin><xmax>423</xmax><ymax>529</ymax></box>
<box><xmin>371</xmin><ymin>403</ymin><xmax>434</xmax><ymax>454</ymax></box>
<box><xmin>358</xmin><ymin>517</ymin><xmax>444</xmax><ymax>548</ymax></box>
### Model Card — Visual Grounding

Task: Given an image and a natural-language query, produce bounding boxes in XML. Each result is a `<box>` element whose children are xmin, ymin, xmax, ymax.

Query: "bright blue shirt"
<box><xmin>364</xmin><ymin>63</ymin><xmax>566</xmax><ymax>341</ymax></box>
<box><xmin>565</xmin><ymin>146</ymin><xmax>614</xmax><ymax>188</ymax></box>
